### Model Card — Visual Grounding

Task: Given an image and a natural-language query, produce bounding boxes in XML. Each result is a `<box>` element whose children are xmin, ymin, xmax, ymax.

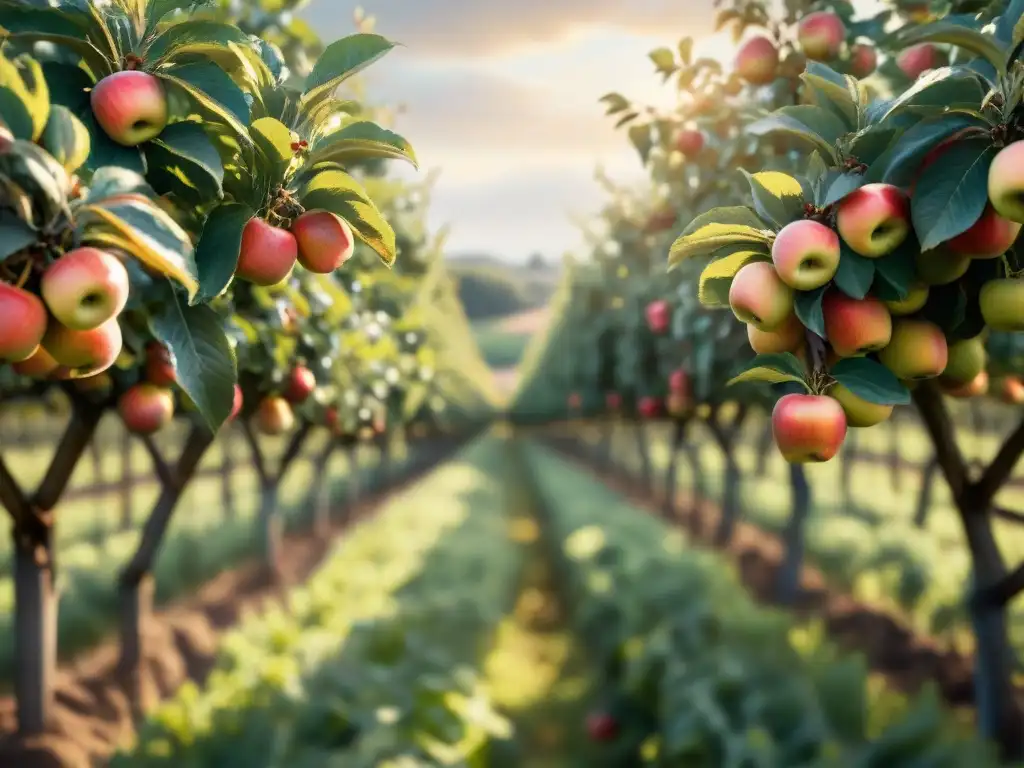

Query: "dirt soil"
<box><xmin>0</xmin><ymin>445</ymin><xmax>458</xmax><ymax>768</ymax></box>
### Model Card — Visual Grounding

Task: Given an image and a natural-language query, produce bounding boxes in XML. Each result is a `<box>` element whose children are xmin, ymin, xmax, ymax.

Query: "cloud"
<box><xmin>301</xmin><ymin>0</ymin><xmax>717</xmax><ymax>58</ymax></box>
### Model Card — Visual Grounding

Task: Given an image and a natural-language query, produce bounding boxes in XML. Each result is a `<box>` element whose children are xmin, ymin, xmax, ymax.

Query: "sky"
<box><xmin>298</xmin><ymin>0</ymin><xmax>881</xmax><ymax>263</ymax></box>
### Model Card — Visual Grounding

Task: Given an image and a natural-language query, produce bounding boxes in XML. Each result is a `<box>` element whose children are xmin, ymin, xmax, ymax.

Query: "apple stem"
<box><xmin>805</xmin><ymin>330</ymin><xmax>828</xmax><ymax>379</ymax></box>
<box><xmin>14</xmin><ymin>259</ymin><xmax>32</xmax><ymax>289</ymax></box>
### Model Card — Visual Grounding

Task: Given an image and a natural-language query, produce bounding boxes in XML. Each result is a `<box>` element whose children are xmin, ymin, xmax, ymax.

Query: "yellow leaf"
<box><xmin>669</xmin><ymin>223</ymin><xmax>773</xmax><ymax>266</ymax></box>
<box><xmin>748</xmin><ymin>171</ymin><xmax>804</xmax><ymax>200</ymax></box>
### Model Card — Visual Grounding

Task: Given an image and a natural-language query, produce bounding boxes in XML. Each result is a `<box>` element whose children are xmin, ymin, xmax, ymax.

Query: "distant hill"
<box><xmin>446</xmin><ymin>252</ymin><xmax>561</xmax><ymax>321</ymax></box>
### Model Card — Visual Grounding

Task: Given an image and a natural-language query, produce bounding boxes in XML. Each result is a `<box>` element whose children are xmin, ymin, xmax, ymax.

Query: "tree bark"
<box><xmin>913</xmin><ymin>456</ymin><xmax>939</xmax><ymax>528</ymax></box>
<box><xmin>311</xmin><ymin>442</ymin><xmax>335</xmax><ymax>538</ymax></box>
<box><xmin>119</xmin><ymin>428</ymin><xmax>134</xmax><ymax>531</ymax></box>
<box><xmin>634</xmin><ymin>420</ymin><xmax>653</xmax><ymax>494</ymax></box>
<box><xmin>714</xmin><ymin>452</ymin><xmax>741</xmax><ymax>546</ymax></box>
<box><xmin>777</xmin><ymin>463</ymin><xmax>811</xmax><ymax>605</ymax></box>
<box><xmin>258</xmin><ymin>479</ymin><xmax>281</xmax><ymax>575</ymax></box>
<box><xmin>118</xmin><ymin>573</ymin><xmax>154</xmax><ymax>715</ymax></box>
<box><xmin>663</xmin><ymin>418</ymin><xmax>687</xmax><ymax>520</ymax></box>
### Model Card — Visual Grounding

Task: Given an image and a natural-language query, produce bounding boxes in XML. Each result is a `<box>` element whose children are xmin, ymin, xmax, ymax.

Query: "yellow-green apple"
<box><xmin>637</xmin><ymin>396</ymin><xmax>662</xmax><ymax>419</ymax></box>
<box><xmin>729</xmin><ymin>261</ymin><xmax>794</xmax><ymax>330</ymax></box>
<box><xmin>0</xmin><ymin>282</ymin><xmax>48</xmax><ymax>361</ymax></box>
<box><xmin>11</xmin><ymin>346</ymin><xmax>59</xmax><ymax>379</ymax></box>
<box><xmin>285</xmin><ymin>365</ymin><xmax>316</xmax><ymax>403</ymax></box>
<box><xmin>944</xmin><ymin>370</ymin><xmax>989</xmax><ymax>398</ymax></box>
<box><xmin>939</xmin><ymin>336</ymin><xmax>986</xmax><ymax>385</ymax></box>
<box><xmin>43</xmin><ymin>317</ymin><xmax>122</xmax><ymax>378</ymax></box>
<box><xmin>988</xmin><ymin>141</ymin><xmax>1024</xmax><ymax>223</ymax></box>
<box><xmin>822</xmin><ymin>292</ymin><xmax>892</xmax><ymax>357</ymax></box>
<box><xmin>256</xmin><ymin>395</ymin><xmax>295</xmax><ymax>435</ymax></box>
<box><xmin>236</xmin><ymin>218</ymin><xmax>298</xmax><ymax>286</ymax></box>
<box><xmin>645</xmin><ymin>300</ymin><xmax>671</xmax><ymax>333</ymax></box>
<box><xmin>1000</xmin><ymin>376</ymin><xmax>1024</xmax><ymax>404</ymax></box>
<box><xmin>118</xmin><ymin>383</ymin><xmax>175</xmax><ymax>434</ymax></box>
<box><xmin>771</xmin><ymin>393</ymin><xmax>847</xmax><ymax>462</ymax></box>
<box><xmin>797</xmin><ymin>11</ymin><xmax>846</xmax><ymax>61</ymax></box>
<box><xmin>41</xmin><ymin>247</ymin><xmax>129</xmax><ymax>331</ymax></box>
<box><xmin>228</xmin><ymin>384</ymin><xmax>244</xmax><ymax>421</ymax></box>
<box><xmin>291</xmin><ymin>210</ymin><xmax>355</xmax><ymax>273</ymax></box>
<box><xmin>667</xmin><ymin>391</ymin><xmax>691</xmax><ymax>417</ymax></box>
<box><xmin>835</xmin><ymin>184</ymin><xmax>910</xmax><ymax>257</ymax></box>
<box><xmin>877</xmin><ymin>319</ymin><xmax>948</xmax><ymax>379</ymax></box>
<box><xmin>145</xmin><ymin>342</ymin><xmax>176</xmax><ymax>386</ymax></box>
<box><xmin>675</xmin><ymin>129</ymin><xmax>704</xmax><ymax>155</ymax></box>
<box><xmin>735</xmin><ymin>36</ymin><xmax>778</xmax><ymax>85</ymax></box>
<box><xmin>945</xmin><ymin>204</ymin><xmax>1021</xmax><ymax>259</ymax></box>
<box><xmin>669</xmin><ymin>369</ymin><xmax>690</xmax><ymax>395</ymax></box>
<box><xmin>586</xmin><ymin>712</ymin><xmax>619</xmax><ymax>742</ymax></box>
<box><xmin>914</xmin><ymin>246</ymin><xmax>971</xmax><ymax>285</ymax></box>
<box><xmin>896</xmin><ymin>44</ymin><xmax>938</xmax><ymax>80</ymax></box>
<box><xmin>830</xmin><ymin>383</ymin><xmax>893</xmax><ymax>427</ymax></box>
<box><xmin>747</xmin><ymin>312</ymin><xmax>804</xmax><ymax>354</ymax></box>
<box><xmin>771</xmin><ymin>219</ymin><xmax>841</xmax><ymax>290</ymax></box>
<box><xmin>849</xmin><ymin>43</ymin><xmax>877</xmax><ymax>78</ymax></box>
<box><xmin>884</xmin><ymin>284</ymin><xmax>928</xmax><ymax>316</ymax></box>
<box><xmin>980</xmin><ymin>278</ymin><xmax>1024</xmax><ymax>331</ymax></box>
<box><xmin>90</xmin><ymin>70</ymin><xmax>168</xmax><ymax>146</ymax></box>
<box><xmin>606</xmin><ymin>392</ymin><xmax>622</xmax><ymax>410</ymax></box>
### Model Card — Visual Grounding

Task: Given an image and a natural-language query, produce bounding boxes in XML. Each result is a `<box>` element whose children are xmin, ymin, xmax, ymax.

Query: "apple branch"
<box><xmin>974</xmin><ymin>416</ymin><xmax>1024</xmax><ymax>511</ymax></box>
<box><xmin>241</xmin><ymin>420</ymin><xmax>270</xmax><ymax>485</ymax></box>
<box><xmin>0</xmin><ymin>456</ymin><xmax>30</xmax><ymax>527</ymax></box>
<box><xmin>911</xmin><ymin>381</ymin><xmax>968</xmax><ymax>500</ymax></box>
<box><xmin>972</xmin><ymin>560</ymin><xmax>1024</xmax><ymax>610</ymax></box>
<box><xmin>139</xmin><ymin>434</ymin><xmax>175</xmax><ymax>490</ymax></box>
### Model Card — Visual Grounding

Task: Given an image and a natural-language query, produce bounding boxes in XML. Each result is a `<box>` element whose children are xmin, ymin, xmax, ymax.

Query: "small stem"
<box><xmin>15</xmin><ymin>260</ymin><xmax>32</xmax><ymax>289</ymax></box>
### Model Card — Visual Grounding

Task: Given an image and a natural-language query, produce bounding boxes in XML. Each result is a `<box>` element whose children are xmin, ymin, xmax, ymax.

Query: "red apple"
<box><xmin>42</xmin><ymin>317</ymin><xmax>122</xmax><ymax>379</ymax></box>
<box><xmin>606</xmin><ymin>392</ymin><xmax>622</xmax><ymax>410</ymax></box>
<box><xmin>669</xmin><ymin>369</ymin><xmax>689</xmax><ymax>395</ymax></box>
<box><xmin>735</xmin><ymin>36</ymin><xmax>778</xmax><ymax>85</ymax></box>
<box><xmin>772</xmin><ymin>220</ymin><xmax>841</xmax><ymax>290</ymax></box>
<box><xmin>729</xmin><ymin>261</ymin><xmax>794</xmax><ymax>330</ymax></box>
<box><xmin>0</xmin><ymin>282</ymin><xmax>48</xmax><ymax>362</ymax></box>
<box><xmin>585</xmin><ymin>712</ymin><xmax>619</xmax><ymax>742</ymax></box>
<box><xmin>896</xmin><ymin>44</ymin><xmax>937</xmax><ymax>80</ymax></box>
<box><xmin>256</xmin><ymin>395</ymin><xmax>295</xmax><ymax>435</ymax></box>
<box><xmin>877</xmin><ymin>319</ymin><xmax>948</xmax><ymax>380</ymax></box>
<box><xmin>145</xmin><ymin>343</ymin><xmax>176</xmax><ymax>386</ymax></box>
<box><xmin>747</xmin><ymin>313</ymin><xmax>804</xmax><ymax>354</ymax></box>
<box><xmin>675</xmin><ymin>129</ymin><xmax>704</xmax><ymax>155</ymax></box>
<box><xmin>772</xmin><ymin>393</ymin><xmax>847</xmax><ymax>462</ymax></box>
<box><xmin>11</xmin><ymin>346</ymin><xmax>59</xmax><ymax>379</ymax></box>
<box><xmin>637</xmin><ymin>396</ymin><xmax>662</xmax><ymax>419</ymax></box>
<box><xmin>236</xmin><ymin>218</ymin><xmax>298</xmax><ymax>286</ymax></box>
<box><xmin>325</xmin><ymin>406</ymin><xmax>339</xmax><ymax>430</ymax></box>
<box><xmin>645</xmin><ymin>300</ymin><xmax>671</xmax><ymax>334</ymax></box>
<box><xmin>849</xmin><ymin>43</ymin><xmax>877</xmax><ymax>78</ymax></box>
<box><xmin>988</xmin><ymin>141</ymin><xmax>1024</xmax><ymax>223</ymax></box>
<box><xmin>835</xmin><ymin>184</ymin><xmax>910</xmax><ymax>257</ymax></box>
<box><xmin>822</xmin><ymin>292</ymin><xmax>892</xmax><ymax>357</ymax></box>
<box><xmin>90</xmin><ymin>70</ymin><xmax>168</xmax><ymax>146</ymax></box>
<box><xmin>118</xmin><ymin>383</ymin><xmax>175</xmax><ymax>434</ymax></box>
<box><xmin>41</xmin><ymin>247</ymin><xmax>129</xmax><ymax>331</ymax></box>
<box><xmin>285</xmin><ymin>365</ymin><xmax>316</xmax><ymax>403</ymax></box>
<box><xmin>945</xmin><ymin>204</ymin><xmax>1021</xmax><ymax>259</ymax></box>
<box><xmin>944</xmin><ymin>370</ymin><xmax>989</xmax><ymax>398</ymax></box>
<box><xmin>1000</xmin><ymin>376</ymin><xmax>1024</xmax><ymax>405</ymax></box>
<box><xmin>797</xmin><ymin>11</ymin><xmax>846</xmax><ymax>61</ymax></box>
<box><xmin>292</xmin><ymin>210</ymin><xmax>355</xmax><ymax>273</ymax></box>
<box><xmin>667</xmin><ymin>391</ymin><xmax>691</xmax><ymax>417</ymax></box>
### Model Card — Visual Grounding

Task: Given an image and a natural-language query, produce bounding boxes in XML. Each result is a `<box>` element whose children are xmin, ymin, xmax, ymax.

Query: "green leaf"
<box><xmin>159</xmin><ymin>62</ymin><xmax>251</xmax><ymax>140</ymax></box>
<box><xmin>80</xmin><ymin>110</ymin><xmax>147</xmax><ymax>175</ymax></box>
<box><xmin>872</xmin><ymin>239</ymin><xmax>917</xmax><ymax>300</ymax></box>
<box><xmin>832</xmin><ymin>245</ymin><xmax>875</xmax><ymax>300</ymax></box>
<box><xmin>144</xmin><ymin>120</ymin><xmax>224</xmax><ymax>202</ymax></box>
<box><xmin>727</xmin><ymin>353</ymin><xmax>808</xmax><ymax>388</ymax></box>
<box><xmin>302</xmin><ymin>34</ymin><xmax>396</xmax><ymax>110</ymax></box>
<box><xmin>894</xmin><ymin>21</ymin><xmax>1007</xmax><ymax>72</ymax></box>
<box><xmin>0</xmin><ymin>208</ymin><xmax>36</xmax><ymax>261</ymax></box>
<box><xmin>250</xmin><ymin>116</ymin><xmax>295</xmax><ymax>184</ymax></box>
<box><xmin>739</xmin><ymin>170</ymin><xmax>806</xmax><ymax>229</ymax></box>
<box><xmin>308</xmin><ymin>121</ymin><xmax>417</xmax><ymax>169</ymax></box>
<box><xmin>627</xmin><ymin>123</ymin><xmax>653</xmax><ymax>164</ymax></box>
<box><xmin>149</xmin><ymin>285</ymin><xmax>237</xmax><ymax>431</ymax></box>
<box><xmin>0</xmin><ymin>86</ymin><xmax>33</xmax><ymax>140</ymax></box>
<box><xmin>146</xmin><ymin>0</ymin><xmax>217</xmax><ymax>32</ymax></box>
<box><xmin>878</xmin><ymin>67</ymin><xmax>990</xmax><ymax>121</ymax></box>
<box><xmin>598</xmin><ymin>92</ymin><xmax>630</xmax><ymax>116</ymax></box>
<box><xmin>195</xmin><ymin>202</ymin><xmax>252</xmax><ymax>301</ymax></box>
<box><xmin>810</xmin><ymin>656</ymin><xmax>868</xmax><ymax>742</ymax></box>
<box><xmin>911</xmin><ymin>137</ymin><xmax>994</xmax><ymax>251</ymax></box>
<box><xmin>648</xmin><ymin>47</ymin><xmax>676</xmax><ymax>75</ymax></box>
<box><xmin>747</xmin><ymin>105</ymin><xmax>848</xmax><ymax>161</ymax></box>
<box><xmin>882</xmin><ymin>112</ymin><xmax>989</xmax><ymax>188</ymax></box>
<box><xmin>794</xmin><ymin>285</ymin><xmax>828</xmax><ymax>337</ymax></box>
<box><xmin>822</xmin><ymin>172</ymin><xmax>865</xmax><ymax>207</ymax></box>
<box><xmin>668</xmin><ymin>207</ymin><xmax>773</xmax><ymax>267</ymax></box>
<box><xmin>800</xmin><ymin>63</ymin><xmax>858</xmax><ymax>129</ymax></box>
<box><xmin>144</xmin><ymin>20</ymin><xmax>255</xmax><ymax>64</ymax></box>
<box><xmin>299</xmin><ymin>169</ymin><xmax>396</xmax><ymax>266</ymax></box>
<box><xmin>0</xmin><ymin>4</ymin><xmax>113</xmax><ymax>78</ymax></box>
<box><xmin>830</xmin><ymin>357</ymin><xmax>911</xmax><ymax>405</ymax></box>
<box><xmin>38</xmin><ymin>105</ymin><xmax>90</xmax><ymax>174</ymax></box>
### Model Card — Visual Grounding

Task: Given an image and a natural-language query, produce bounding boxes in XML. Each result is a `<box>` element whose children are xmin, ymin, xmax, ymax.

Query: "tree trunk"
<box><xmin>913</xmin><ymin>456</ymin><xmax>939</xmax><ymax>528</ymax></box>
<box><xmin>776</xmin><ymin>463</ymin><xmax>811</xmax><ymax>605</ymax></box>
<box><xmin>663</xmin><ymin>419</ymin><xmax>686</xmax><ymax>520</ymax></box>
<box><xmin>311</xmin><ymin>445</ymin><xmax>334</xmax><ymax>538</ymax></box>
<box><xmin>12</xmin><ymin>534</ymin><xmax>58</xmax><ymax>734</ymax></box>
<box><xmin>259</xmin><ymin>480</ymin><xmax>282</xmax><ymax>578</ymax></box>
<box><xmin>120</xmin><ymin>429</ymin><xmax>134</xmax><ymax>531</ymax></box>
<box><xmin>755</xmin><ymin>421</ymin><xmax>773</xmax><ymax>478</ymax></box>
<box><xmin>889</xmin><ymin>417</ymin><xmax>902</xmax><ymax>492</ymax></box>
<box><xmin>634</xmin><ymin>421</ymin><xmax>652</xmax><ymax>494</ymax></box>
<box><xmin>118</xmin><ymin>573</ymin><xmax>154</xmax><ymax>715</ymax></box>
<box><xmin>714</xmin><ymin>451</ymin><xmax>741</xmax><ymax>546</ymax></box>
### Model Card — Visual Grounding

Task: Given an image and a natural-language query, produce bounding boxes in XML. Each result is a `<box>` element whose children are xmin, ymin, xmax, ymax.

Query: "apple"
<box><xmin>884</xmin><ymin>284</ymin><xmax>928</xmax><ymax>316</ymax></box>
<box><xmin>586</xmin><ymin>712</ymin><xmax>619</xmax><ymax>742</ymax></box>
<box><xmin>669</xmin><ymin>369</ymin><xmax>689</xmax><ymax>394</ymax></box>
<box><xmin>772</xmin><ymin>393</ymin><xmax>847</xmax><ymax>462</ymax></box>
<box><xmin>830</xmin><ymin>383</ymin><xmax>893</xmax><ymax>428</ymax></box>
<box><xmin>980</xmin><ymin>278</ymin><xmax>1024</xmax><ymax>331</ymax></box>
<box><xmin>325</xmin><ymin>406</ymin><xmax>339</xmax><ymax>431</ymax></box>
<box><xmin>747</xmin><ymin>313</ymin><xmax>804</xmax><ymax>354</ymax></box>
<box><xmin>606</xmin><ymin>392</ymin><xmax>622</xmax><ymax>410</ymax></box>
<box><xmin>11</xmin><ymin>346</ymin><xmax>59</xmax><ymax>379</ymax></box>
<box><xmin>849</xmin><ymin>43</ymin><xmax>877</xmax><ymax>78</ymax></box>
<box><xmin>236</xmin><ymin>218</ymin><xmax>299</xmax><ymax>286</ymax></box>
<box><xmin>877</xmin><ymin>319</ymin><xmax>948</xmax><ymax>380</ymax></box>
<box><xmin>145</xmin><ymin>343</ymin><xmax>176</xmax><ymax>386</ymax></box>
<box><xmin>0</xmin><ymin>282</ymin><xmax>48</xmax><ymax>361</ymax></box>
<box><xmin>822</xmin><ymin>292</ymin><xmax>892</xmax><ymax>357</ymax></box>
<box><xmin>988</xmin><ymin>141</ymin><xmax>1024</xmax><ymax>223</ymax></box>
<box><xmin>41</xmin><ymin>247</ymin><xmax>129</xmax><ymax>331</ymax></box>
<box><xmin>729</xmin><ymin>261</ymin><xmax>794</xmax><ymax>330</ymax></box>
<box><xmin>43</xmin><ymin>317</ymin><xmax>122</xmax><ymax>379</ymax></box>
<box><xmin>1000</xmin><ymin>376</ymin><xmax>1024</xmax><ymax>405</ymax></box>
<box><xmin>667</xmin><ymin>391</ymin><xmax>691</xmax><ymax>417</ymax></box>
<box><xmin>637</xmin><ymin>396</ymin><xmax>662</xmax><ymax>419</ymax></box>
<box><xmin>772</xmin><ymin>219</ymin><xmax>841</xmax><ymax>290</ymax></box>
<box><xmin>292</xmin><ymin>210</ymin><xmax>355</xmax><ymax>273</ymax></box>
<box><xmin>797</xmin><ymin>11</ymin><xmax>846</xmax><ymax>61</ymax></box>
<box><xmin>285</xmin><ymin>365</ymin><xmax>316</xmax><ymax>403</ymax></box>
<box><xmin>939</xmin><ymin>337</ymin><xmax>986</xmax><ymax>385</ymax></box>
<box><xmin>675</xmin><ymin>129</ymin><xmax>704</xmax><ymax>155</ymax></box>
<box><xmin>229</xmin><ymin>384</ymin><xmax>244</xmax><ymax>421</ymax></box>
<box><xmin>896</xmin><ymin>44</ymin><xmax>938</xmax><ymax>80</ymax></box>
<box><xmin>945</xmin><ymin>204</ymin><xmax>1021</xmax><ymax>259</ymax></box>
<box><xmin>735</xmin><ymin>36</ymin><xmax>778</xmax><ymax>85</ymax></box>
<box><xmin>256</xmin><ymin>395</ymin><xmax>295</xmax><ymax>435</ymax></box>
<box><xmin>90</xmin><ymin>70</ymin><xmax>168</xmax><ymax>147</ymax></box>
<box><xmin>914</xmin><ymin>247</ymin><xmax>971</xmax><ymax>286</ymax></box>
<box><xmin>118</xmin><ymin>383</ymin><xmax>175</xmax><ymax>435</ymax></box>
<box><xmin>945</xmin><ymin>370</ymin><xmax>989</xmax><ymax>398</ymax></box>
<box><xmin>835</xmin><ymin>184</ymin><xmax>910</xmax><ymax>257</ymax></box>
<box><xmin>645</xmin><ymin>300</ymin><xmax>671</xmax><ymax>334</ymax></box>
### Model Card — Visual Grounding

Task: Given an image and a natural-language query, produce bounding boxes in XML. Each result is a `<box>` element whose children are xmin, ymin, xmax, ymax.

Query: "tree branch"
<box><xmin>33</xmin><ymin>400</ymin><xmax>102</xmax><ymax>511</ymax></box>
<box><xmin>241</xmin><ymin>420</ymin><xmax>269</xmax><ymax>484</ymax></box>
<box><xmin>972</xmin><ymin>560</ymin><xmax>1024</xmax><ymax>610</ymax></box>
<box><xmin>993</xmin><ymin>507</ymin><xmax>1024</xmax><ymax>525</ymax></box>
<box><xmin>139</xmin><ymin>435</ymin><xmax>175</xmax><ymax>490</ymax></box>
<box><xmin>911</xmin><ymin>382</ymin><xmax>968</xmax><ymax>502</ymax></box>
<box><xmin>975</xmin><ymin>416</ymin><xmax>1024</xmax><ymax>510</ymax></box>
<box><xmin>275</xmin><ymin>421</ymin><xmax>312</xmax><ymax>481</ymax></box>
<box><xmin>0</xmin><ymin>456</ymin><xmax>29</xmax><ymax>526</ymax></box>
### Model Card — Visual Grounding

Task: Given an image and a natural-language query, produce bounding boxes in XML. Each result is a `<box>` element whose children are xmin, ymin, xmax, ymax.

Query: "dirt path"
<box><xmin>0</xmin><ymin>442</ymin><xmax>463</xmax><ymax>768</ymax></box>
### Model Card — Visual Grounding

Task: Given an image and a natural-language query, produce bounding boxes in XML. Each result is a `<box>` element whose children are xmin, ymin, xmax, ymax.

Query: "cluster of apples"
<box><xmin>726</xmin><ymin>138</ymin><xmax>1024</xmax><ymax>462</ymax></box>
<box><xmin>734</xmin><ymin>9</ymin><xmax>939</xmax><ymax>87</ymax></box>
<box><xmin>254</xmin><ymin>365</ymin><xmax>318</xmax><ymax>436</ymax></box>
<box><xmin>236</xmin><ymin>211</ymin><xmax>357</xmax><ymax>286</ymax></box>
